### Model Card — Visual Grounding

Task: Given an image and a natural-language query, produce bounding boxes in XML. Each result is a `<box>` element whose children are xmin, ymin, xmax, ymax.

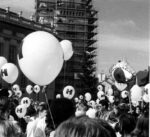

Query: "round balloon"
<box><xmin>97</xmin><ymin>91</ymin><xmax>105</xmax><ymax>100</ymax></box>
<box><xmin>15</xmin><ymin>90</ymin><xmax>22</xmax><ymax>98</ymax></box>
<box><xmin>74</xmin><ymin>97</ymin><xmax>79</xmax><ymax>103</ymax></box>
<box><xmin>121</xmin><ymin>90</ymin><xmax>128</xmax><ymax>98</ymax></box>
<box><xmin>107</xmin><ymin>88</ymin><xmax>113</xmax><ymax>96</ymax></box>
<box><xmin>26</xmin><ymin>85</ymin><xmax>33</xmax><ymax>94</ymax></box>
<box><xmin>108</xmin><ymin>96</ymin><xmax>115</xmax><ymax>103</ymax></box>
<box><xmin>12</xmin><ymin>84</ymin><xmax>20</xmax><ymax>92</ymax></box>
<box><xmin>0</xmin><ymin>63</ymin><xmax>19</xmax><ymax>84</ymax></box>
<box><xmin>17</xmin><ymin>31</ymin><xmax>64</xmax><ymax>86</ymax></box>
<box><xmin>15</xmin><ymin>105</ymin><xmax>27</xmax><ymax>118</ymax></box>
<box><xmin>21</xmin><ymin>97</ymin><xmax>31</xmax><ymax>108</ymax></box>
<box><xmin>131</xmin><ymin>85</ymin><xmax>143</xmax><ymax>102</ymax></box>
<box><xmin>79</xmin><ymin>95</ymin><xmax>83</xmax><ymax>100</ymax></box>
<box><xmin>97</xmin><ymin>85</ymin><xmax>103</xmax><ymax>91</ymax></box>
<box><xmin>0</xmin><ymin>56</ymin><xmax>7</xmax><ymax>69</ymax></box>
<box><xmin>85</xmin><ymin>92</ymin><xmax>92</xmax><ymax>102</ymax></box>
<box><xmin>33</xmin><ymin>85</ymin><xmax>40</xmax><ymax>93</ymax></box>
<box><xmin>63</xmin><ymin>85</ymin><xmax>75</xmax><ymax>99</ymax></box>
<box><xmin>60</xmin><ymin>40</ymin><xmax>73</xmax><ymax>61</ymax></box>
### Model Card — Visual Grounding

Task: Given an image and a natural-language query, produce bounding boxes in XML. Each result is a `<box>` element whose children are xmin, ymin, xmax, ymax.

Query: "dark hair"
<box><xmin>54</xmin><ymin>116</ymin><xmax>115</xmax><ymax>137</ymax></box>
<box><xmin>47</xmin><ymin>98</ymin><xmax>75</xmax><ymax>129</ymax></box>
<box><xmin>99</xmin><ymin>99</ymin><xmax>109</xmax><ymax>110</ymax></box>
<box><xmin>115</xmin><ymin>113</ymin><xmax>136</xmax><ymax>135</ymax></box>
<box><xmin>131</xmin><ymin>115</ymin><xmax>149</xmax><ymax>137</ymax></box>
<box><xmin>0</xmin><ymin>96</ymin><xmax>10</xmax><ymax>120</ymax></box>
<box><xmin>37</xmin><ymin>102</ymin><xmax>48</xmax><ymax>114</ymax></box>
<box><xmin>0</xmin><ymin>120</ymin><xmax>18</xmax><ymax>137</ymax></box>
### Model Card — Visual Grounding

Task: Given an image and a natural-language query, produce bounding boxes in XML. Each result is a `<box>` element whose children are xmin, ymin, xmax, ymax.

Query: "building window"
<box><xmin>9</xmin><ymin>45</ymin><xmax>17</xmax><ymax>63</ymax></box>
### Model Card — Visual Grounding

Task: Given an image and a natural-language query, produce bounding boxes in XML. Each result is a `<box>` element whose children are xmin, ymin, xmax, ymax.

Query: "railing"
<box><xmin>0</xmin><ymin>8</ymin><xmax>52</xmax><ymax>32</ymax></box>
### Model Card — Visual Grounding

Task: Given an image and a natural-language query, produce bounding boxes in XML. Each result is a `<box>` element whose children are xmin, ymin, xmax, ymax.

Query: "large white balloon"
<box><xmin>60</xmin><ymin>40</ymin><xmax>73</xmax><ymax>61</ymax></box>
<box><xmin>0</xmin><ymin>63</ymin><xmax>19</xmax><ymax>84</ymax></box>
<box><xmin>17</xmin><ymin>31</ymin><xmax>64</xmax><ymax>86</ymax></box>
<box><xmin>63</xmin><ymin>85</ymin><xmax>75</xmax><ymax>99</ymax></box>
<box><xmin>0</xmin><ymin>56</ymin><xmax>7</xmax><ymax>69</ymax></box>
<box><xmin>85</xmin><ymin>92</ymin><xmax>92</xmax><ymax>102</ymax></box>
<box><xmin>131</xmin><ymin>85</ymin><xmax>143</xmax><ymax>102</ymax></box>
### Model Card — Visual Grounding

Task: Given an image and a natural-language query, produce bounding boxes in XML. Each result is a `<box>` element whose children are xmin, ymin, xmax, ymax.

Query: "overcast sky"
<box><xmin>0</xmin><ymin>0</ymin><xmax>149</xmax><ymax>74</ymax></box>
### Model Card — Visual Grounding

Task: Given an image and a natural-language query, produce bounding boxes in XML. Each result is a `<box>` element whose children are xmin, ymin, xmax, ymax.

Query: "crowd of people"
<box><xmin>0</xmin><ymin>86</ymin><xmax>149</xmax><ymax>137</ymax></box>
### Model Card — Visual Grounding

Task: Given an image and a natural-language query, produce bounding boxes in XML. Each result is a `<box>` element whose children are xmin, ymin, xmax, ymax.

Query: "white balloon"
<box><xmin>86</xmin><ymin>108</ymin><xmax>97</xmax><ymax>119</ymax></box>
<box><xmin>56</xmin><ymin>94</ymin><xmax>61</xmax><ymax>99</ymax></box>
<box><xmin>96</xmin><ymin>99</ymin><xmax>100</xmax><ymax>104</ymax></box>
<box><xmin>115</xmin><ymin>81</ymin><xmax>127</xmax><ymax>91</ymax></box>
<box><xmin>74</xmin><ymin>97</ymin><xmax>79</xmax><ymax>103</ymax></box>
<box><xmin>18</xmin><ymin>31</ymin><xmax>64</xmax><ymax>86</ymax></box>
<box><xmin>85</xmin><ymin>92</ymin><xmax>92</xmax><ymax>102</ymax></box>
<box><xmin>131</xmin><ymin>85</ymin><xmax>143</xmax><ymax>102</ymax></box>
<box><xmin>15</xmin><ymin>105</ymin><xmax>27</xmax><ymax>118</ymax></box>
<box><xmin>121</xmin><ymin>90</ymin><xmax>128</xmax><ymax>98</ymax></box>
<box><xmin>8</xmin><ymin>90</ymin><xmax>13</xmax><ymax>97</ymax></box>
<box><xmin>33</xmin><ymin>85</ymin><xmax>40</xmax><ymax>93</ymax></box>
<box><xmin>12</xmin><ymin>84</ymin><xmax>20</xmax><ymax>92</ymax></box>
<box><xmin>0</xmin><ymin>63</ymin><xmax>19</xmax><ymax>84</ymax></box>
<box><xmin>60</xmin><ymin>40</ymin><xmax>73</xmax><ymax>61</ymax></box>
<box><xmin>107</xmin><ymin>88</ymin><xmax>113</xmax><ymax>96</ymax></box>
<box><xmin>143</xmin><ymin>94</ymin><xmax>149</xmax><ymax>103</ymax></box>
<box><xmin>79</xmin><ymin>95</ymin><xmax>83</xmax><ymax>100</ymax></box>
<box><xmin>108</xmin><ymin>96</ymin><xmax>115</xmax><ymax>103</ymax></box>
<box><xmin>26</xmin><ymin>85</ymin><xmax>33</xmax><ymax>94</ymax></box>
<box><xmin>97</xmin><ymin>91</ymin><xmax>105</xmax><ymax>100</ymax></box>
<box><xmin>97</xmin><ymin>85</ymin><xmax>103</xmax><ymax>91</ymax></box>
<box><xmin>0</xmin><ymin>56</ymin><xmax>7</xmax><ymax>69</ymax></box>
<box><xmin>63</xmin><ymin>85</ymin><xmax>75</xmax><ymax>99</ymax></box>
<box><xmin>21</xmin><ymin>97</ymin><xmax>31</xmax><ymax>108</ymax></box>
<box><xmin>15</xmin><ymin>90</ymin><xmax>22</xmax><ymax>98</ymax></box>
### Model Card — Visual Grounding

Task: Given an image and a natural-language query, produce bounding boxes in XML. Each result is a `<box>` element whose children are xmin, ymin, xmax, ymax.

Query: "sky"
<box><xmin>0</xmin><ymin>0</ymin><xmax>149</xmax><ymax>74</ymax></box>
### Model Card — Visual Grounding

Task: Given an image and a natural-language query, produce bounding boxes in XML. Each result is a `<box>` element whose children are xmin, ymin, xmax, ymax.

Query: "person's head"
<box><xmin>54</xmin><ymin>116</ymin><xmax>116</xmax><ymax>137</ymax></box>
<box><xmin>115</xmin><ymin>113</ymin><xmax>136</xmax><ymax>135</ymax></box>
<box><xmin>131</xmin><ymin>115</ymin><xmax>149</xmax><ymax>137</ymax></box>
<box><xmin>99</xmin><ymin>99</ymin><xmax>109</xmax><ymax>111</ymax></box>
<box><xmin>37</xmin><ymin>102</ymin><xmax>48</xmax><ymax>118</ymax></box>
<box><xmin>0</xmin><ymin>95</ymin><xmax>10</xmax><ymax>120</ymax></box>
<box><xmin>47</xmin><ymin>98</ymin><xmax>75</xmax><ymax>129</ymax></box>
<box><xmin>0</xmin><ymin>120</ymin><xmax>18</xmax><ymax>137</ymax></box>
<box><xmin>75</xmin><ymin>102</ymin><xmax>88</xmax><ymax>117</ymax></box>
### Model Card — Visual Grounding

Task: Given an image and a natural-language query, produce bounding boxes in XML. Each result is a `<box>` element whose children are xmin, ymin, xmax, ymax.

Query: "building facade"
<box><xmin>0</xmin><ymin>8</ymin><xmax>55</xmax><ymax>100</ymax></box>
<box><xmin>35</xmin><ymin>0</ymin><xmax>98</xmax><ymax>94</ymax></box>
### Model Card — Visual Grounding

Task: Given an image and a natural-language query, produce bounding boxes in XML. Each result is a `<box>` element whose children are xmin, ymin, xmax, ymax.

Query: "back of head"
<box><xmin>48</xmin><ymin>98</ymin><xmax>75</xmax><ymax>128</ymax></box>
<box><xmin>0</xmin><ymin>89</ymin><xmax>10</xmax><ymax>120</ymax></box>
<box><xmin>116</xmin><ymin>113</ymin><xmax>136</xmax><ymax>135</ymax></box>
<box><xmin>54</xmin><ymin>116</ymin><xmax>116</xmax><ymax>137</ymax></box>
<box><xmin>132</xmin><ymin>115</ymin><xmax>149</xmax><ymax>137</ymax></box>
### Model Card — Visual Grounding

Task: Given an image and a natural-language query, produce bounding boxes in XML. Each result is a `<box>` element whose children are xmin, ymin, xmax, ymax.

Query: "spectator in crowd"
<box><xmin>115</xmin><ymin>113</ymin><xmax>136</xmax><ymax>137</ymax></box>
<box><xmin>54</xmin><ymin>116</ymin><xmax>116</xmax><ymax>137</ymax></box>
<box><xmin>131</xmin><ymin>114</ymin><xmax>149</xmax><ymax>137</ymax></box>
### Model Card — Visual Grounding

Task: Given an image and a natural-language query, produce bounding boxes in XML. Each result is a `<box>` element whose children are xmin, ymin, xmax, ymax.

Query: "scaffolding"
<box><xmin>35</xmin><ymin>0</ymin><xmax>98</xmax><ymax>93</ymax></box>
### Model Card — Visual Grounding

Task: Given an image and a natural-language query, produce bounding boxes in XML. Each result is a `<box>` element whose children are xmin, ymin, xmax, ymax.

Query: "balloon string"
<box><xmin>42</xmin><ymin>86</ymin><xmax>56</xmax><ymax>129</ymax></box>
<box><xmin>63</xmin><ymin>61</ymin><xmax>66</xmax><ymax>87</ymax></box>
